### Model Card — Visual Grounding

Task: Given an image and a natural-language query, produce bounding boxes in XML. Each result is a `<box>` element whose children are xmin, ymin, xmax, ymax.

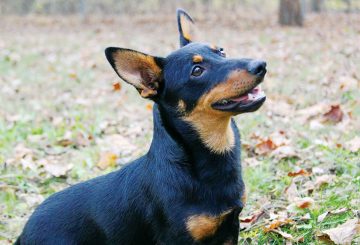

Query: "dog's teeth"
<box><xmin>219</xmin><ymin>99</ymin><xmax>229</xmax><ymax>105</ymax></box>
<box><xmin>248</xmin><ymin>93</ymin><xmax>254</xmax><ymax>100</ymax></box>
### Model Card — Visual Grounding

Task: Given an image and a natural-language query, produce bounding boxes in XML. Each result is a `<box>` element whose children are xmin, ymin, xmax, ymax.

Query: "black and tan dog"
<box><xmin>16</xmin><ymin>9</ymin><xmax>266</xmax><ymax>245</ymax></box>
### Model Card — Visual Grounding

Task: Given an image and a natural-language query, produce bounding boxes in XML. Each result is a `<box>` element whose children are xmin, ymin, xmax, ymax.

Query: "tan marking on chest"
<box><xmin>186</xmin><ymin>210</ymin><xmax>232</xmax><ymax>241</ymax></box>
<box><xmin>184</xmin><ymin>111</ymin><xmax>234</xmax><ymax>154</ymax></box>
<box><xmin>183</xmin><ymin>70</ymin><xmax>256</xmax><ymax>154</ymax></box>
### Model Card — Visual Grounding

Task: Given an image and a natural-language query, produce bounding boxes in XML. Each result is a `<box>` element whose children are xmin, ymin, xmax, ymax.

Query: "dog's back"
<box><xmin>17</xmin><ymin>160</ymin><xmax>156</xmax><ymax>245</ymax></box>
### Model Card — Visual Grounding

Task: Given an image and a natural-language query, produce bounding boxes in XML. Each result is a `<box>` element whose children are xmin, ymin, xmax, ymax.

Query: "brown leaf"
<box><xmin>288</xmin><ymin>169</ymin><xmax>310</xmax><ymax>177</ymax></box>
<box><xmin>240</xmin><ymin>210</ymin><xmax>265</xmax><ymax>223</ymax></box>
<box><xmin>318</xmin><ymin>218</ymin><xmax>360</xmax><ymax>245</ymax></box>
<box><xmin>264</xmin><ymin>219</ymin><xmax>293</xmax><ymax>232</ymax></box>
<box><xmin>296</xmin><ymin>197</ymin><xmax>315</xmax><ymax>209</ymax></box>
<box><xmin>112</xmin><ymin>81</ymin><xmax>122</xmax><ymax>91</ymax></box>
<box><xmin>323</xmin><ymin>105</ymin><xmax>344</xmax><ymax>123</ymax></box>
<box><xmin>97</xmin><ymin>152</ymin><xmax>118</xmax><ymax>170</ymax></box>
<box><xmin>255</xmin><ymin>139</ymin><xmax>277</xmax><ymax>155</ymax></box>
<box><xmin>255</xmin><ymin>131</ymin><xmax>290</xmax><ymax>155</ymax></box>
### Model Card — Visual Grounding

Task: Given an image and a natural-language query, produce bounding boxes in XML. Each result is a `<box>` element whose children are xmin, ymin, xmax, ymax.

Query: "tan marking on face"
<box><xmin>192</xmin><ymin>55</ymin><xmax>203</xmax><ymax>63</ymax></box>
<box><xmin>183</xmin><ymin>70</ymin><xmax>257</xmax><ymax>154</ymax></box>
<box><xmin>112</xmin><ymin>50</ymin><xmax>161</xmax><ymax>98</ymax></box>
<box><xmin>186</xmin><ymin>210</ymin><xmax>232</xmax><ymax>241</ymax></box>
<box><xmin>178</xmin><ymin>99</ymin><xmax>187</xmax><ymax>114</ymax></box>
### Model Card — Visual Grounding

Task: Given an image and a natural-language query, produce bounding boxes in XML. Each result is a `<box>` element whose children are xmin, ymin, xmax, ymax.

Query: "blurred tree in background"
<box><xmin>279</xmin><ymin>0</ymin><xmax>304</xmax><ymax>26</ymax></box>
<box><xmin>0</xmin><ymin>0</ymin><xmax>358</xmax><ymax>16</ymax></box>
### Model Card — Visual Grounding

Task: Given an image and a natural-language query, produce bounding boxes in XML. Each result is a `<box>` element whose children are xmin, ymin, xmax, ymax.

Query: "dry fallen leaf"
<box><xmin>296</xmin><ymin>197</ymin><xmax>315</xmax><ymax>209</ymax></box>
<box><xmin>271</xmin><ymin>145</ymin><xmax>298</xmax><ymax>159</ymax></box>
<box><xmin>240</xmin><ymin>210</ymin><xmax>266</xmax><ymax>230</ymax></box>
<box><xmin>255</xmin><ymin>139</ymin><xmax>277</xmax><ymax>155</ymax></box>
<box><xmin>345</xmin><ymin>136</ymin><xmax>360</xmax><ymax>153</ymax></box>
<box><xmin>271</xmin><ymin>229</ymin><xmax>294</xmax><ymax>240</ymax></box>
<box><xmin>20</xmin><ymin>155</ymin><xmax>38</xmax><ymax>171</ymax></box>
<box><xmin>97</xmin><ymin>152</ymin><xmax>118</xmax><ymax>170</ymax></box>
<box><xmin>240</xmin><ymin>210</ymin><xmax>265</xmax><ymax>224</ymax></box>
<box><xmin>317</xmin><ymin>218</ymin><xmax>360</xmax><ymax>245</ymax></box>
<box><xmin>270</xmin><ymin>131</ymin><xmax>290</xmax><ymax>146</ymax></box>
<box><xmin>42</xmin><ymin>158</ymin><xmax>73</xmax><ymax>177</ymax></box>
<box><xmin>318</xmin><ymin>208</ymin><xmax>350</xmax><ymax>223</ymax></box>
<box><xmin>243</xmin><ymin>157</ymin><xmax>261</xmax><ymax>167</ymax></box>
<box><xmin>317</xmin><ymin>211</ymin><xmax>329</xmax><ymax>223</ymax></box>
<box><xmin>97</xmin><ymin>134</ymin><xmax>136</xmax><ymax>155</ymax></box>
<box><xmin>285</xmin><ymin>180</ymin><xmax>299</xmax><ymax>202</ymax></box>
<box><xmin>323</xmin><ymin>105</ymin><xmax>344</xmax><ymax>123</ymax></box>
<box><xmin>18</xmin><ymin>193</ymin><xmax>44</xmax><ymax>207</ymax></box>
<box><xmin>288</xmin><ymin>169</ymin><xmax>310</xmax><ymax>177</ymax></box>
<box><xmin>264</xmin><ymin>219</ymin><xmax>293</xmax><ymax>232</ymax></box>
<box><xmin>112</xmin><ymin>81</ymin><xmax>122</xmax><ymax>91</ymax></box>
<box><xmin>296</xmin><ymin>103</ymin><xmax>328</xmax><ymax>122</ymax></box>
<box><xmin>255</xmin><ymin>131</ymin><xmax>290</xmax><ymax>155</ymax></box>
<box><xmin>315</xmin><ymin>174</ymin><xmax>336</xmax><ymax>188</ymax></box>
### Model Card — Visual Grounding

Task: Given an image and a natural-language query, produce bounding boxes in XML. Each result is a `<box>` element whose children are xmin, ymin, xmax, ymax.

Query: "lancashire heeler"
<box><xmin>16</xmin><ymin>9</ymin><xmax>266</xmax><ymax>245</ymax></box>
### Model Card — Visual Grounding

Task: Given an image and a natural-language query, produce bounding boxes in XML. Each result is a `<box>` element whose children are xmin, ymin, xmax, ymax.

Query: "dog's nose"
<box><xmin>247</xmin><ymin>60</ymin><xmax>267</xmax><ymax>76</ymax></box>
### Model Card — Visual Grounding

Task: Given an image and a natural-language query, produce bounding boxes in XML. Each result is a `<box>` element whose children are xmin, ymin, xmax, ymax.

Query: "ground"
<box><xmin>0</xmin><ymin>11</ymin><xmax>359</xmax><ymax>244</ymax></box>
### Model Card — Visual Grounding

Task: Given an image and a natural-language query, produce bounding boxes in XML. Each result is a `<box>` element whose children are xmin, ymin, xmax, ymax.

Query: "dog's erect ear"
<box><xmin>105</xmin><ymin>47</ymin><xmax>164</xmax><ymax>99</ymax></box>
<box><xmin>177</xmin><ymin>9</ymin><xmax>195</xmax><ymax>47</ymax></box>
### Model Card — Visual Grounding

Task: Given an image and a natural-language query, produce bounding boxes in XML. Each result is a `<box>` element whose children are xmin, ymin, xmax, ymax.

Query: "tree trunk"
<box><xmin>279</xmin><ymin>0</ymin><xmax>304</xmax><ymax>26</ymax></box>
<box><xmin>311</xmin><ymin>0</ymin><xmax>323</xmax><ymax>12</ymax></box>
<box><xmin>344</xmin><ymin>0</ymin><xmax>352</xmax><ymax>13</ymax></box>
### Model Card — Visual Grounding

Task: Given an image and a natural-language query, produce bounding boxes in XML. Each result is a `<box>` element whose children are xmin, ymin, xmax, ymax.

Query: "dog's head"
<box><xmin>105</xmin><ymin>9</ymin><xmax>266</xmax><ymax>153</ymax></box>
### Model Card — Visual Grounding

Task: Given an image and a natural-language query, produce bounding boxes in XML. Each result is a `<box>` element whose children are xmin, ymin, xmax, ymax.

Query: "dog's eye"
<box><xmin>191</xmin><ymin>66</ymin><xmax>204</xmax><ymax>77</ymax></box>
<box><xmin>218</xmin><ymin>48</ymin><xmax>226</xmax><ymax>57</ymax></box>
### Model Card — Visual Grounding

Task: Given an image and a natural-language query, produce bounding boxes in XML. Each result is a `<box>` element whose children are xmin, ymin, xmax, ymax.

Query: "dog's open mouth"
<box><xmin>212</xmin><ymin>85</ymin><xmax>266</xmax><ymax>113</ymax></box>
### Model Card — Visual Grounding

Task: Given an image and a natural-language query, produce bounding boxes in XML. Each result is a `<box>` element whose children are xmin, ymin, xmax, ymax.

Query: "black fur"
<box><xmin>16</xmin><ymin>9</ymin><xmax>266</xmax><ymax>245</ymax></box>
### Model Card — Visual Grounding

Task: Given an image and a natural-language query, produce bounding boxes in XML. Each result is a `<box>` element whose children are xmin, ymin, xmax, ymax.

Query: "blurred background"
<box><xmin>0</xmin><ymin>0</ymin><xmax>359</xmax><ymax>15</ymax></box>
<box><xmin>1</xmin><ymin>0</ymin><xmax>359</xmax><ymax>244</ymax></box>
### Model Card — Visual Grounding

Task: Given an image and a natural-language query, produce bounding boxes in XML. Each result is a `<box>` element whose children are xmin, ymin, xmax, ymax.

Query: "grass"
<box><xmin>1</xmin><ymin>10</ymin><xmax>360</xmax><ymax>244</ymax></box>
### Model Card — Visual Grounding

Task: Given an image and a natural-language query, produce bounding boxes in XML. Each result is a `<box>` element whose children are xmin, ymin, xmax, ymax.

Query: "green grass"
<box><xmin>1</xmin><ymin>12</ymin><xmax>360</xmax><ymax>244</ymax></box>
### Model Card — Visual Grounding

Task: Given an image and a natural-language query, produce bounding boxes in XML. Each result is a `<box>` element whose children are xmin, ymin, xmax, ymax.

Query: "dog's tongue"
<box><xmin>231</xmin><ymin>94</ymin><xmax>248</xmax><ymax>102</ymax></box>
<box><xmin>231</xmin><ymin>85</ymin><xmax>262</xmax><ymax>102</ymax></box>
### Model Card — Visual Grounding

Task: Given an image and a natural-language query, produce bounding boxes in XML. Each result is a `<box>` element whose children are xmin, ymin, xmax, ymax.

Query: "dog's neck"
<box><xmin>149</xmin><ymin>105</ymin><xmax>242</xmax><ymax>185</ymax></box>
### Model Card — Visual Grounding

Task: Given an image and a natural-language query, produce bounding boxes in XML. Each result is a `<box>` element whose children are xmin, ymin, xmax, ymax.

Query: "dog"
<box><xmin>16</xmin><ymin>9</ymin><xmax>266</xmax><ymax>245</ymax></box>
